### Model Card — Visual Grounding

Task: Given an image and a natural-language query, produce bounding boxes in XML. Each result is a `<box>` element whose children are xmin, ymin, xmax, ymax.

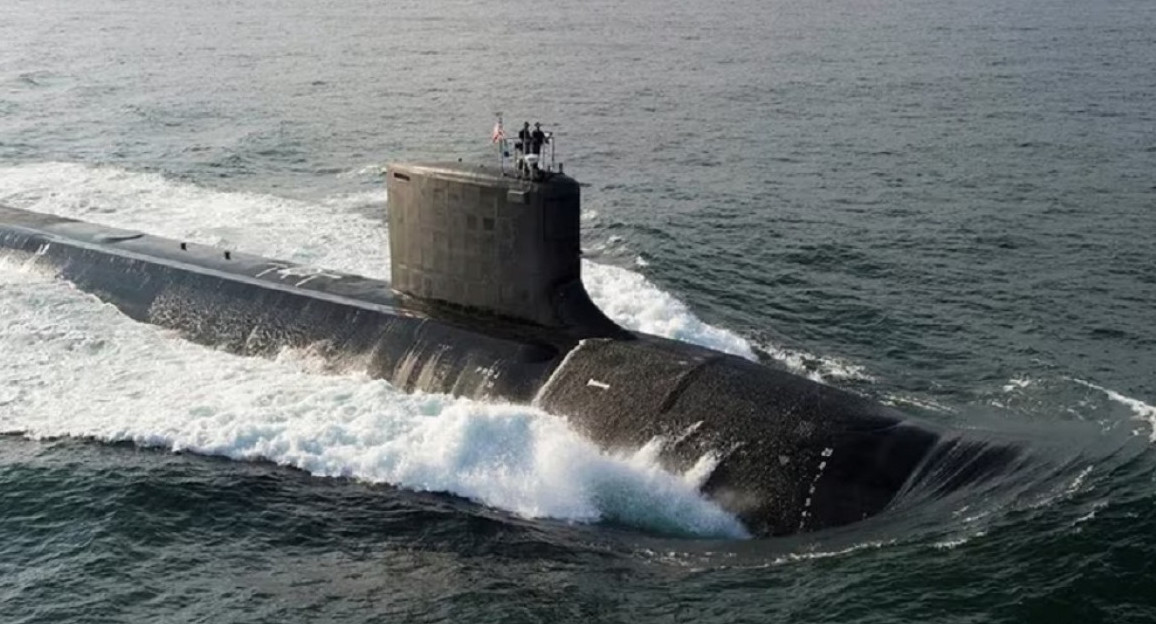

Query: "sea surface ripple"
<box><xmin>1</xmin><ymin>0</ymin><xmax>1155</xmax><ymax>621</ymax></box>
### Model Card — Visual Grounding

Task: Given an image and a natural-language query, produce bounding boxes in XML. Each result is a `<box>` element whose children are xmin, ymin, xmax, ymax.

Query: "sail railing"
<box><xmin>490</xmin><ymin>113</ymin><xmax>557</xmax><ymax>176</ymax></box>
<box><xmin>493</xmin><ymin>123</ymin><xmax>558</xmax><ymax>179</ymax></box>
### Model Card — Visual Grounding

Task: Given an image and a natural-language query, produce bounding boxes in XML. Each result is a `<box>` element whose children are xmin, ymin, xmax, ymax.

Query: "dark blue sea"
<box><xmin>2</xmin><ymin>0</ymin><xmax>1155</xmax><ymax>621</ymax></box>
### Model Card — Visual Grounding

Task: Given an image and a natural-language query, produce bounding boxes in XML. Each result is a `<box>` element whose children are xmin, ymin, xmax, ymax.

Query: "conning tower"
<box><xmin>386</xmin><ymin>162</ymin><xmax>620</xmax><ymax>336</ymax></box>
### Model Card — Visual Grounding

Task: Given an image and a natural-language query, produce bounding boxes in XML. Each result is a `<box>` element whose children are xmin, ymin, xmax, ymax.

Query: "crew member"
<box><xmin>530</xmin><ymin>122</ymin><xmax>548</xmax><ymax>156</ymax></box>
<box><xmin>516</xmin><ymin>121</ymin><xmax>532</xmax><ymax>173</ymax></box>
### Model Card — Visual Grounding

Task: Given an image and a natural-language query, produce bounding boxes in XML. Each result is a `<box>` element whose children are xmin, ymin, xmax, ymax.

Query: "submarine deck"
<box><xmin>0</xmin><ymin>204</ymin><xmax>604</xmax><ymax>352</ymax></box>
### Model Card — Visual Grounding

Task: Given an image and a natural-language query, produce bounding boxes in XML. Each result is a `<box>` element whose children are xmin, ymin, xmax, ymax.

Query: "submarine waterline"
<box><xmin>0</xmin><ymin>161</ymin><xmax>1009</xmax><ymax>536</ymax></box>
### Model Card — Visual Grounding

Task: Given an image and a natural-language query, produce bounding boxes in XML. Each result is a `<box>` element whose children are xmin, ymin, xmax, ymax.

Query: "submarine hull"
<box><xmin>0</xmin><ymin>204</ymin><xmax>997</xmax><ymax>536</ymax></box>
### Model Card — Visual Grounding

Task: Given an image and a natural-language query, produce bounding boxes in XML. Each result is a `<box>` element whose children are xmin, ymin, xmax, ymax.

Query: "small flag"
<box><xmin>491</xmin><ymin>120</ymin><xmax>505</xmax><ymax>143</ymax></box>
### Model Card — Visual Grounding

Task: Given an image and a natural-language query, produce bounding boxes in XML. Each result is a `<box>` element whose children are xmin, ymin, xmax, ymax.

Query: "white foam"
<box><xmin>321</xmin><ymin>188</ymin><xmax>389</xmax><ymax>211</ymax></box>
<box><xmin>1065</xmin><ymin>465</ymin><xmax>1095</xmax><ymax>497</ymax></box>
<box><xmin>582</xmin><ymin>260</ymin><xmax>757</xmax><ymax>359</ymax></box>
<box><xmin>757</xmin><ymin>341</ymin><xmax>874</xmax><ymax>384</ymax></box>
<box><xmin>0</xmin><ymin>257</ymin><xmax>747</xmax><ymax>538</ymax></box>
<box><xmin>1072</xmin><ymin>500</ymin><xmax>1108</xmax><ymax>527</ymax></box>
<box><xmin>1071</xmin><ymin>378</ymin><xmax>1156</xmax><ymax>442</ymax></box>
<box><xmin>931</xmin><ymin>531</ymin><xmax>986</xmax><ymax>551</ymax></box>
<box><xmin>1002</xmin><ymin>376</ymin><xmax>1034</xmax><ymax>393</ymax></box>
<box><xmin>770</xmin><ymin>539</ymin><xmax>892</xmax><ymax>565</ymax></box>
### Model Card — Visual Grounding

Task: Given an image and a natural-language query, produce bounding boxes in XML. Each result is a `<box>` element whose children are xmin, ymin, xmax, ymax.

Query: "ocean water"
<box><xmin>2</xmin><ymin>0</ymin><xmax>1155</xmax><ymax>621</ymax></box>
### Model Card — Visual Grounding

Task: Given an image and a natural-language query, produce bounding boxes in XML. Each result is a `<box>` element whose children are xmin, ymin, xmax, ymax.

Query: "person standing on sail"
<box><xmin>516</xmin><ymin>121</ymin><xmax>532</xmax><ymax>173</ymax></box>
<box><xmin>530</xmin><ymin>122</ymin><xmax>548</xmax><ymax>157</ymax></box>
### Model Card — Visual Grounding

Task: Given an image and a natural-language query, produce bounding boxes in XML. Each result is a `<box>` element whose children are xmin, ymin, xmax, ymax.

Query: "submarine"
<box><xmin>0</xmin><ymin>136</ymin><xmax>1011</xmax><ymax>537</ymax></box>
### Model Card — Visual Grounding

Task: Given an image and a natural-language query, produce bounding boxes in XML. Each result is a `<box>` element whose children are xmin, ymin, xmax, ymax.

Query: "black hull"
<box><xmin>0</xmin><ymin>205</ymin><xmax>1006</xmax><ymax>536</ymax></box>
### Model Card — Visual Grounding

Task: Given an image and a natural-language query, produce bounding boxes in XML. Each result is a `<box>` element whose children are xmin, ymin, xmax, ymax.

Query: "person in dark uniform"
<box><xmin>516</xmin><ymin>121</ymin><xmax>532</xmax><ymax>172</ymax></box>
<box><xmin>530</xmin><ymin>122</ymin><xmax>548</xmax><ymax>156</ymax></box>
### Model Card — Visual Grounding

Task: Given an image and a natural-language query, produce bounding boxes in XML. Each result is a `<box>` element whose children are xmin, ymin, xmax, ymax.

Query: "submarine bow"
<box><xmin>0</xmin><ymin>162</ymin><xmax>992</xmax><ymax>536</ymax></box>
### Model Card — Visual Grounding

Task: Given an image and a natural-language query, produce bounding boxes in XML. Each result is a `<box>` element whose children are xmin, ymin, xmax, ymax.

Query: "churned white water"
<box><xmin>1072</xmin><ymin>379</ymin><xmax>1156</xmax><ymax>443</ymax></box>
<box><xmin>0</xmin><ymin>163</ymin><xmax>751</xmax><ymax>537</ymax></box>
